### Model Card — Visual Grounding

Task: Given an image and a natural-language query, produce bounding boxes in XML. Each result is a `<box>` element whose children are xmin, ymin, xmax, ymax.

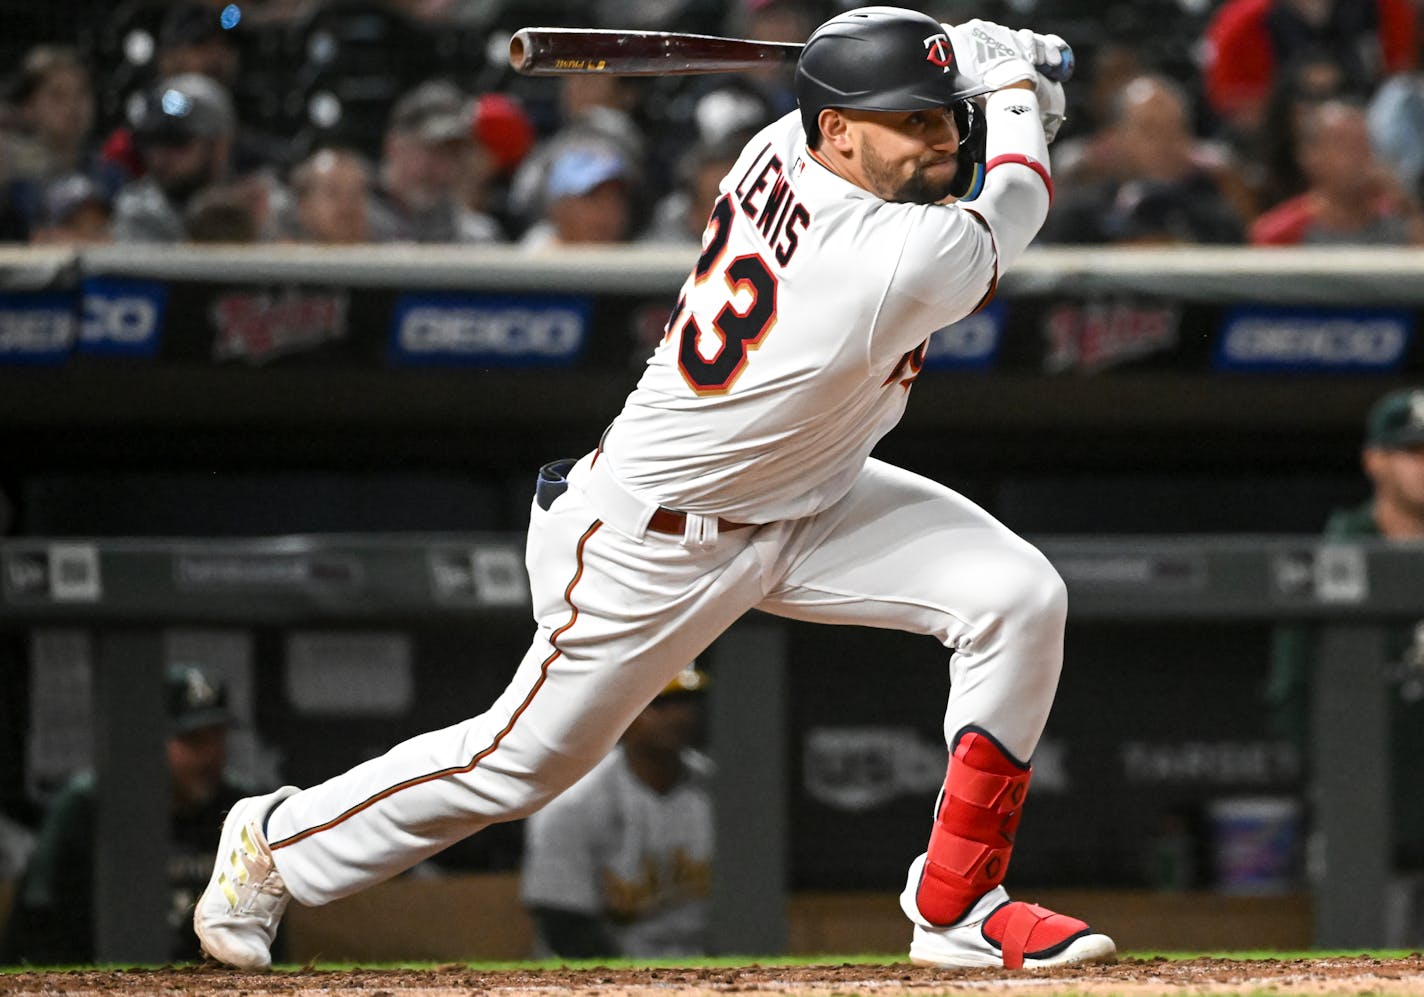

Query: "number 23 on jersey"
<box><xmin>668</xmin><ymin>195</ymin><xmax>779</xmax><ymax>395</ymax></box>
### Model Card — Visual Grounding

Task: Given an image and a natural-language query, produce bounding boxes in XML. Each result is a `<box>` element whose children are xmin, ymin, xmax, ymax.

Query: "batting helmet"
<box><xmin>795</xmin><ymin>6</ymin><xmax>990</xmax><ymax>147</ymax></box>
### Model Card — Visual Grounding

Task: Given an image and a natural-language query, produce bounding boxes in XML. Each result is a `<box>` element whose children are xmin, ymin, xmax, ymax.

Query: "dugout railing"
<box><xmin>1</xmin><ymin>533</ymin><xmax>1420</xmax><ymax>961</ymax></box>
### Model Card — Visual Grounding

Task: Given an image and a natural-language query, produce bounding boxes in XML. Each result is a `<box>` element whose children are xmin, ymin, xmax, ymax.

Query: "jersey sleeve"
<box><xmin>878</xmin><ymin>202</ymin><xmax>999</xmax><ymax>354</ymax></box>
<box><xmin>520</xmin><ymin>783</ymin><xmax>606</xmax><ymax>916</ymax></box>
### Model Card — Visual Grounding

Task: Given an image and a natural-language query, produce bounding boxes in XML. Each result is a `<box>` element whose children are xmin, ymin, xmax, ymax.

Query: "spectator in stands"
<box><xmin>153</xmin><ymin>3</ymin><xmax>290</xmax><ymax>179</ymax></box>
<box><xmin>2</xmin><ymin>667</ymin><xmax>260</xmax><ymax>964</ymax></box>
<box><xmin>1202</xmin><ymin>0</ymin><xmax>1417</xmax><ymax>135</ymax></box>
<box><xmin>156</xmin><ymin>2</ymin><xmax>242</xmax><ymax>89</ymax></box>
<box><xmin>1041</xmin><ymin>75</ymin><xmax>1247</xmax><ymax>245</ymax></box>
<box><xmin>1253</xmin><ymin>52</ymin><xmax>1352</xmax><ymax>213</ymax></box>
<box><xmin>371</xmin><ymin>81</ymin><xmax>478</xmax><ymax>243</ymax></box>
<box><xmin>112</xmin><ymin>73</ymin><xmax>236</xmax><ymax>243</ymax></box>
<box><xmin>640</xmin><ymin>138</ymin><xmax>741</xmax><ymax>245</ymax></box>
<box><xmin>1251</xmin><ymin>99</ymin><xmax>1424</xmax><ymax>245</ymax></box>
<box><xmin>1045</xmin><ymin>41</ymin><xmax>1148</xmax><ymax>191</ymax></box>
<box><xmin>185</xmin><ymin>183</ymin><xmax>259</xmax><ymax>242</ymax></box>
<box><xmin>521</xmin><ymin>141</ymin><xmax>634</xmax><ymax>250</ymax></box>
<box><xmin>289</xmin><ymin>147</ymin><xmax>373</xmax><ymax>244</ymax></box>
<box><xmin>456</xmin><ymin>94</ymin><xmax>535</xmax><ymax>244</ymax></box>
<box><xmin>0</xmin><ymin>46</ymin><xmax>120</xmax><ymax>240</ymax></box>
<box><xmin>509</xmin><ymin>76</ymin><xmax>646</xmax><ymax>236</ymax></box>
<box><xmin>27</xmin><ymin>175</ymin><xmax>112</xmax><ymax>246</ymax></box>
<box><xmin>1370</xmin><ymin>32</ymin><xmax>1424</xmax><ymax>202</ymax></box>
<box><xmin>727</xmin><ymin>0</ymin><xmax>813</xmax><ymax>118</ymax></box>
<box><xmin>521</xmin><ymin>667</ymin><xmax>712</xmax><ymax>958</ymax></box>
<box><xmin>1268</xmin><ymin>387</ymin><xmax>1424</xmax><ymax>944</ymax></box>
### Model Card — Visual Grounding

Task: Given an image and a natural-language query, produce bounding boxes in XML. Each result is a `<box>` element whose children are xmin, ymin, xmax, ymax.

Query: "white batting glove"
<box><xmin>1007</xmin><ymin>28</ymin><xmax>1070</xmax><ymax>142</ymax></box>
<box><xmin>1012</xmin><ymin>29</ymin><xmax>1074</xmax><ymax>82</ymax></box>
<box><xmin>945</xmin><ymin>19</ymin><xmax>1036</xmax><ymax>90</ymax></box>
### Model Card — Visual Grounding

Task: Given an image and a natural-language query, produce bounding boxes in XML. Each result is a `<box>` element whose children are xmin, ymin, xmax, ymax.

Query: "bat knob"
<box><xmin>1038</xmin><ymin>41</ymin><xmax>1074</xmax><ymax>83</ymax></box>
<box><xmin>509</xmin><ymin>29</ymin><xmax>533</xmax><ymax>72</ymax></box>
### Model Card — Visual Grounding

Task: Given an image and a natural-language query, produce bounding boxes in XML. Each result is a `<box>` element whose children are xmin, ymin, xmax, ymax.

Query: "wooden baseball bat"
<box><xmin>509</xmin><ymin>28</ymin><xmax>800</xmax><ymax>76</ymax></box>
<box><xmin>509</xmin><ymin>27</ymin><xmax>1075</xmax><ymax>81</ymax></box>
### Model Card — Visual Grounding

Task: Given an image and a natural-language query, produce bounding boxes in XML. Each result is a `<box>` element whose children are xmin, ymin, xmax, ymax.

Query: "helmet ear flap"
<box><xmin>948</xmin><ymin>98</ymin><xmax>988</xmax><ymax>201</ymax></box>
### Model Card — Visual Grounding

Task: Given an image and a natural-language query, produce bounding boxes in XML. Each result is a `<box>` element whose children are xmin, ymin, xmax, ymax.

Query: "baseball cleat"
<box><xmin>909</xmin><ymin>886</ymin><xmax>1116</xmax><ymax>969</ymax></box>
<box><xmin>193</xmin><ymin>786</ymin><xmax>299</xmax><ymax>969</ymax></box>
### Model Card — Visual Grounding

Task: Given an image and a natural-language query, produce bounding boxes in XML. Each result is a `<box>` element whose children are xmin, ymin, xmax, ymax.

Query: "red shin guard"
<box><xmin>915</xmin><ymin>728</ymin><xmax>1031</xmax><ymax>926</ymax></box>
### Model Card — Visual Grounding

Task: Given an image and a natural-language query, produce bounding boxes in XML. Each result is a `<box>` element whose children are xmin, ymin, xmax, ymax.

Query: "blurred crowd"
<box><xmin>2</xmin><ymin>0</ymin><xmax>1423</xmax><ymax>250</ymax></box>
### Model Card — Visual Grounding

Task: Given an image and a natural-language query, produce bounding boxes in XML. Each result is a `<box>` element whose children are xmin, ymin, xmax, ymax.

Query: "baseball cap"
<box><xmin>160</xmin><ymin>2</ymin><xmax>234</xmax><ymax>47</ymax></box>
<box><xmin>167</xmin><ymin>665</ymin><xmax>232</xmax><ymax>735</ymax></box>
<box><xmin>546</xmin><ymin>144</ymin><xmax>631</xmax><ymax>200</ymax></box>
<box><xmin>42</xmin><ymin>174</ymin><xmax>110</xmax><ymax>226</ymax></box>
<box><xmin>390</xmin><ymin>81</ymin><xmax>469</xmax><ymax>144</ymax></box>
<box><xmin>469</xmin><ymin>93</ymin><xmax>534</xmax><ymax>174</ymax></box>
<box><xmin>659</xmin><ymin>666</ymin><xmax>709</xmax><ymax>697</ymax></box>
<box><xmin>133</xmin><ymin>73</ymin><xmax>236</xmax><ymax>143</ymax></box>
<box><xmin>1365</xmin><ymin>387</ymin><xmax>1424</xmax><ymax>449</ymax></box>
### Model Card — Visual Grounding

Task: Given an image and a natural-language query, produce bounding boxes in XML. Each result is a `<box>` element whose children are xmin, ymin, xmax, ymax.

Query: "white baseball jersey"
<box><xmin>601</xmin><ymin>111</ymin><xmax>998</xmax><ymax>523</ymax></box>
<box><xmin>520</xmin><ymin>747</ymin><xmax>713</xmax><ymax>957</ymax></box>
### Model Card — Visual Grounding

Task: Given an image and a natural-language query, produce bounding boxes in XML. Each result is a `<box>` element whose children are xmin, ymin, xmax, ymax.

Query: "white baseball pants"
<box><xmin>264</xmin><ymin>453</ymin><xmax>1066</xmax><ymax>906</ymax></box>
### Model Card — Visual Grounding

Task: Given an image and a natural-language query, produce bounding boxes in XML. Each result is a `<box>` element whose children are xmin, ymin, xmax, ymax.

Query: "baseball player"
<box><xmin>195</xmin><ymin>6</ymin><xmax>1115</xmax><ymax>971</ymax></box>
<box><xmin>520</xmin><ymin>667</ymin><xmax>713</xmax><ymax>958</ymax></box>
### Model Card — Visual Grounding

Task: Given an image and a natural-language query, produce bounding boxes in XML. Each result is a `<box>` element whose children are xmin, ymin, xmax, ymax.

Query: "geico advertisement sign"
<box><xmin>0</xmin><ymin>294</ymin><xmax>75</xmax><ymax>363</ymax></box>
<box><xmin>0</xmin><ymin>280</ymin><xmax>165</xmax><ymax>364</ymax></box>
<box><xmin>79</xmin><ymin>278</ymin><xmax>166</xmax><ymax>356</ymax></box>
<box><xmin>1214</xmin><ymin>307</ymin><xmax>1413</xmax><ymax>372</ymax></box>
<box><xmin>391</xmin><ymin>294</ymin><xmax>590</xmax><ymax>366</ymax></box>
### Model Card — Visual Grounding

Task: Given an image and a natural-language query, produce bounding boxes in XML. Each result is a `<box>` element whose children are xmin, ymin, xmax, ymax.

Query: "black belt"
<box><xmin>534</xmin><ymin>458</ymin><xmax>754</xmax><ymax>535</ymax></box>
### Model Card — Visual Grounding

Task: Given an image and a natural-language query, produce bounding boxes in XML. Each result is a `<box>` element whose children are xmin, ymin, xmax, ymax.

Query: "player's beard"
<box><xmin>859</xmin><ymin>138</ymin><xmax>957</xmax><ymax>205</ymax></box>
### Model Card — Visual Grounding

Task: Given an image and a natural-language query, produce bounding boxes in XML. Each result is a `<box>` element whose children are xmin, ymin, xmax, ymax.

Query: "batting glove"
<box><xmin>945</xmin><ymin>19</ymin><xmax>1036</xmax><ymax>90</ymax></box>
<box><xmin>1009</xmin><ymin>28</ymin><xmax>1070</xmax><ymax>142</ymax></box>
<box><xmin>1012</xmin><ymin>28</ymin><xmax>1074</xmax><ymax>84</ymax></box>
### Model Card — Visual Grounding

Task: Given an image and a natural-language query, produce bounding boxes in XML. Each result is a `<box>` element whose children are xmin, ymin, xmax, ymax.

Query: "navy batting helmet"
<box><xmin>795</xmin><ymin>6</ymin><xmax>990</xmax><ymax>147</ymax></box>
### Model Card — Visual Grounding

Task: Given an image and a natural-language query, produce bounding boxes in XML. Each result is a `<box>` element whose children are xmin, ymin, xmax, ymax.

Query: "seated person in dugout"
<box><xmin>521</xmin><ymin>667</ymin><xmax>712</xmax><ymax>959</ymax></box>
<box><xmin>2</xmin><ymin>667</ymin><xmax>260</xmax><ymax>963</ymax></box>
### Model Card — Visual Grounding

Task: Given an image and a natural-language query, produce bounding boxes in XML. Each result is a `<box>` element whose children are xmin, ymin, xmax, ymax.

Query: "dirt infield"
<box><xmin>6</xmin><ymin>956</ymin><xmax>1424</xmax><ymax>997</ymax></box>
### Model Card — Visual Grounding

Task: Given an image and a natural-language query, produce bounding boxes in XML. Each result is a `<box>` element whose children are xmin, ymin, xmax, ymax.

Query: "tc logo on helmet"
<box><xmin>923</xmin><ymin>33</ymin><xmax>954</xmax><ymax>70</ymax></box>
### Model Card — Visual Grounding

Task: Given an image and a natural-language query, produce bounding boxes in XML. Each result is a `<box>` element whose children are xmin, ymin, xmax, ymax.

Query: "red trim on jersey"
<box><xmin>984</xmin><ymin>154</ymin><xmax>1053</xmax><ymax>203</ymax></box>
<box><xmin>807</xmin><ymin>147</ymin><xmax>835</xmax><ymax>175</ymax></box>
<box><xmin>270</xmin><ymin>520</ymin><xmax>605</xmax><ymax>851</ymax></box>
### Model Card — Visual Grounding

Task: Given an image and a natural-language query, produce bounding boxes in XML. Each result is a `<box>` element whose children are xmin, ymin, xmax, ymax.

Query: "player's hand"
<box><xmin>944</xmin><ymin>19</ymin><xmax>1036</xmax><ymax>90</ymax></box>
<box><xmin>1011</xmin><ymin>29</ymin><xmax>1074</xmax><ymax>84</ymax></box>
